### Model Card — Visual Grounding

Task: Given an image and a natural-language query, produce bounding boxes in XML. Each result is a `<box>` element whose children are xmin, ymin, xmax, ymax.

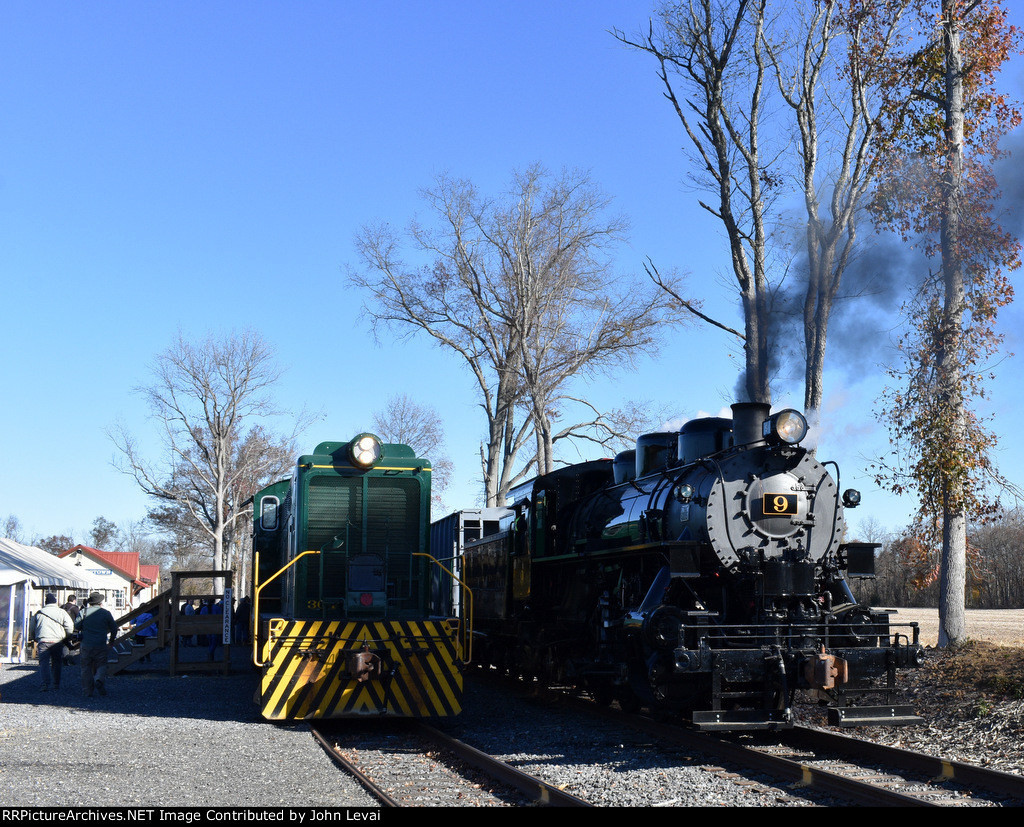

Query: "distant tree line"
<box><xmin>853</xmin><ymin>508</ymin><xmax>1024</xmax><ymax>609</ymax></box>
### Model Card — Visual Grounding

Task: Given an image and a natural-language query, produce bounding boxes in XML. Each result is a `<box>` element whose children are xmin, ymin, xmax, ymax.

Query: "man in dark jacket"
<box><xmin>60</xmin><ymin>595</ymin><xmax>80</xmax><ymax>666</ymax></box>
<box><xmin>75</xmin><ymin>592</ymin><xmax>119</xmax><ymax>698</ymax></box>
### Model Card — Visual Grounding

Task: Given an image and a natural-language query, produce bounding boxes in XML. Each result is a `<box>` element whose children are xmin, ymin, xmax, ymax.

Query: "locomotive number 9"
<box><xmin>763</xmin><ymin>493</ymin><xmax>797</xmax><ymax>515</ymax></box>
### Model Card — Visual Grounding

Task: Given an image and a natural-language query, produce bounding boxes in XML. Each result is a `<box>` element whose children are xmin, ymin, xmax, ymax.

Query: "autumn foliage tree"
<box><xmin>869</xmin><ymin>0</ymin><xmax>1021</xmax><ymax>645</ymax></box>
<box><xmin>616</xmin><ymin>1</ymin><xmax>918</xmax><ymax>418</ymax></box>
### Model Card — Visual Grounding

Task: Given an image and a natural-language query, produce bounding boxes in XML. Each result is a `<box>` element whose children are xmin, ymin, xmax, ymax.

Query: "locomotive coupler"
<box><xmin>346</xmin><ymin>646</ymin><xmax>384</xmax><ymax>683</ymax></box>
<box><xmin>804</xmin><ymin>645</ymin><xmax>848</xmax><ymax>691</ymax></box>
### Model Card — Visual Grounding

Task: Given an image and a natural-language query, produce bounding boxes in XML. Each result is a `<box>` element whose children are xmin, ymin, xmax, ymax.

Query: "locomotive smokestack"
<box><xmin>731</xmin><ymin>402</ymin><xmax>770</xmax><ymax>446</ymax></box>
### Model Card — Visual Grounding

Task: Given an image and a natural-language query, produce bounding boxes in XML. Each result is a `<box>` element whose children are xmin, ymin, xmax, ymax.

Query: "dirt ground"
<box><xmin>887</xmin><ymin>607</ymin><xmax>1024</xmax><ymax>647</ymax></box>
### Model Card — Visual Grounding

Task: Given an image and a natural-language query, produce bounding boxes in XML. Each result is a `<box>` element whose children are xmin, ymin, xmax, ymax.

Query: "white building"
<box><xmin>0</xmin><ymin>538</ymin><xmax>104</xmax><ymax>663</ymax></box>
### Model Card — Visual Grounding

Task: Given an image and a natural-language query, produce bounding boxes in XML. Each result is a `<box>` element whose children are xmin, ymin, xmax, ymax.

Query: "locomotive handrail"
<box><xmin>413</xmin><ymin>552</ymin><xmax>473</xmax><ymax>664</ymax></box>
<box><xmin>252</xmin><ymin>549</ymin><xmax>321</xmax><ymax>667</ymax></box>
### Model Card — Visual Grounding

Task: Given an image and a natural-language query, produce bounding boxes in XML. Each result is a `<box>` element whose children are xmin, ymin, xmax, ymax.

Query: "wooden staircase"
<box><xmin>104</xmin><ymin>572</ymin><xmax>235</xmax><ymax>677</ymax></box>
<box><xmin>105</xmin><ymin>593</ymin><xmax>170</xmax><ymax>676</ymax></box>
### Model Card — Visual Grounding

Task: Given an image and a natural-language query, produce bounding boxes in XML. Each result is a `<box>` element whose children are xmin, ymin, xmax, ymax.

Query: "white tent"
<box><xmin>0</xmin><ymin>538</ymin><xmax>104</xmax><ymax>663</ymax></box>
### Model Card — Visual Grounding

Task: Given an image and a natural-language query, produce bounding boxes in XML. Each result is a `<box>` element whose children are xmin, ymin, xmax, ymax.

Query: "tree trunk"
<box><xmin>936</xmin><ymin>0</ymin><xmax>968</xmax><ymax>646</ymax></box>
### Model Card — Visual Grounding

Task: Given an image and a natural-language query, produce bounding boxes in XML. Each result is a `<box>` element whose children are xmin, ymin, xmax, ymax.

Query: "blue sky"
<box><xmin>1</xmin><ymin>1</ymin><xmax>1022</xmax><ymax>544</ymax></box>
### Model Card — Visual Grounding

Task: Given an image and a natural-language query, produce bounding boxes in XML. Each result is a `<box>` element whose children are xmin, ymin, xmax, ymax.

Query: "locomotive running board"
<box><xmin>691</xmin><ymin>709</ymin><xmax>794</xmax><ymax>731</ymax></box>
<box><xmin>826</xmin><ymin>705</ymin><xmax>924</xmax><ymax>727</ymax></box>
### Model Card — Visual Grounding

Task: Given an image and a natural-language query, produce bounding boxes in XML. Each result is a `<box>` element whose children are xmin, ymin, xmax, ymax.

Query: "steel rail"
<box><xmin>784</xmin><ymin>725</ymin><xmax>1024</xmax><ymax>801</ymax></box>
<box><xmin>415</xmin><ymin>721</ymin><xmax>593</xmax><ymax>807</ymax></box>
<box><xmin>510</xmin><ymin>676</ymin><xmax>943</xmax><ymax>806</ymax></box>
<box><xmin>308</xmin><ymin>725</ymin><xmax>400</xmax><ymax>808</ymax></box>
<box><xmin>616</xmin><ymin>713</ymin><xmax>937</xmax><ymax>806</ymax></box>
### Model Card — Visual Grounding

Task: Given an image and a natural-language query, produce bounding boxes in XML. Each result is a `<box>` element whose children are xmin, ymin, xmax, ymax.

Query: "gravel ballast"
<box><xmin>0</xmin><ymin>649</ymin><xmax>376</xmax><ymax>808</ymax></box>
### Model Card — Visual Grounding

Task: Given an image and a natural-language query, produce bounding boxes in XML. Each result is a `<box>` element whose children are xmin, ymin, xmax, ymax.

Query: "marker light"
<box><xmin>673</xmin><ymin>483</ymin><xmax>695</xmax><ymax>503</ymax></box>
<box><xmin>763</xmin><ymin>409</ymin><xmax>808</xmax><ymax>445</ymax></box>
<box><xmin>348</xmin><ymin>434</ymin><xmax>382</xmax><ymax>468</ymax></box>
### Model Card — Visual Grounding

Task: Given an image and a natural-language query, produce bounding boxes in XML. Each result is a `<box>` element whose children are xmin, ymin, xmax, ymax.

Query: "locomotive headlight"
<box><xmin>673</xmin><ymin>483</ymin><xmax>694</xmax><ymax>503</ymax></box>
<box><xmin>763</xmin><ymin>409</ymin><xmax>808</xmax><ymax>445</ymax></box>
<box><xmin>349</xmin><ymin>434</ymin><xmax>382</xmax><ymax>468</ymax></box>
<box><xmin>843</xmin><ymin>489</ymin><xmax>862</xmax><ymax>508</ymax></box>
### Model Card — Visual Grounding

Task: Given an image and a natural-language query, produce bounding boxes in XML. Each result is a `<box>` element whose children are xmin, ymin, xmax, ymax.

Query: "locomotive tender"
<box><xmin>250</xmin><ymin>434</ymin><xmax>465</xmax><ymax>720</ymax></box>
<box><xmin>438</xmin><ymin>403</ymin><xmax>925</xmax><ymax>731</ymax></box>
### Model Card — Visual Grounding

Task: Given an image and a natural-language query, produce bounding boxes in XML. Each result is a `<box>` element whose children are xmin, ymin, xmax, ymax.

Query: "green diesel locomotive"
<box><xmin>250</xmin><ymin>434</ymin><xmax>465</xmax><ymax>720</ymax></box>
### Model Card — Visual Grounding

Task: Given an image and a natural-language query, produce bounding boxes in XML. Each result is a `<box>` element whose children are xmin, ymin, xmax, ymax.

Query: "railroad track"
<box><xmin>766</xmin><ymin>725</ymin><xmax>1024</xmax><ymax>805</ymax></box>
<box><xmin>640</xmin><ymin>717</ymin><xmax>1024</xmax><ymax>806</ymax></box>
<box><xmin>489</xmin><ymin>672</ymin><xmax>1024</xmax><ymax>806</ymax></box>
<box><xmin>309</xmin><ymin>719</ymin><xmax>592</xmax><ymax>807</ymax></box>
<box><xmin>557</xmin><ymin>690</ymin><xmax>1024</xmax><ymax>805</ymax></box>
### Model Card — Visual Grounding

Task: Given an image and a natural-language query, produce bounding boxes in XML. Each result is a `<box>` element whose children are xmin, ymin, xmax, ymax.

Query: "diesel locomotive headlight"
<box><xmin>763</xmin><ymin>409</ymin><xmax>808</xmax><ymax>445</ymax></box>
<box><xmin>349</xmin><ymin>434</ymin><xmax>382</xmax><ymax>468</ymax></box>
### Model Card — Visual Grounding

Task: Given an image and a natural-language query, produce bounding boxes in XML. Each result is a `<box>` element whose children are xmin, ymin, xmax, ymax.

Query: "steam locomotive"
<box><xmin>250</xmin><ymin>435</ymin><xmax>465</xmax><ymax>720</ymax></box>
<box><xmin>434</xmin><ymin>403</ymin><xmax>925</xmax><ymax>731</ymax></box>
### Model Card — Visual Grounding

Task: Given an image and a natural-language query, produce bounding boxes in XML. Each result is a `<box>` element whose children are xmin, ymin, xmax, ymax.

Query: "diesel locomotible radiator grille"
<box><xmin>301</xmin><ymin>476</ymin><xmax>422</xmax><ymax>609</ymax></box>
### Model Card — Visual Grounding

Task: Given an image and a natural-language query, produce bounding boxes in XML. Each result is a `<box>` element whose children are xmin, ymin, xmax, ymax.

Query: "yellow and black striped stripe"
<box><xmin>258</xmin><ymin>619</ymin><xmax>463</xmax><ymax>720</ymax></box>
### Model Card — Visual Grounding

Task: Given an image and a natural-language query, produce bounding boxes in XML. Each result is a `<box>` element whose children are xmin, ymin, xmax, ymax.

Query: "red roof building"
<box><xmin>59</xmin><ymin>545</ymin><xmax>161</xmax><ymax>612</ymax></box>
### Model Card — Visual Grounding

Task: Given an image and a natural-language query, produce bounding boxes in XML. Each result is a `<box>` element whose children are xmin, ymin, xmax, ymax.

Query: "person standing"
<box><xmin>76</xmin><ymin>592</ymin><xmax>119</xmax><ymax>698</ymax></box>
<box><xmin>61</xmin><ymin>594</ymin><xmax>80</xmax><ymax>623</ymax></box>
<box><xmin>31</xmin><ymin>593</ymin><xmax>74</xmax><ymax>692</ymax></box>
<box><xmin>182</xmin><ymin>599</ymin><xmax>196</xmax><ymax>646</ymax></box>
<box><xmin>201</xmin><ymin>599</ymin><xmax>224</xmax><ymax>662</ymax></box>
<box><xmin>132</xmin><ymin>608</ymin><xmax>157</xmax><ymax>662</ymax></box>
<box><xmin>61</xmin><ymin>595</ymin><xmax>80</xmax><ymax>666</ymax></box>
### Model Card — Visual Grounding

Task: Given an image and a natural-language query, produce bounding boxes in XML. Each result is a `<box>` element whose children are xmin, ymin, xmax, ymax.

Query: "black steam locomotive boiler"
<box><xmin>441</xmin><ymin>403</ymin><xmax>925</xmax><ymax>731</ymax></box>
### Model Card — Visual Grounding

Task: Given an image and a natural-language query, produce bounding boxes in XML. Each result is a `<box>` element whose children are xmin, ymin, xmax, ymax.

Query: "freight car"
<box><xmin>250</xmin><ymin>434</ymin><xmax>465</xmax><ymax>720</ymax></box>
<box><xmin>437</xmin><ymin>403</ymin><xmax>925</xmax><ymax>731</ymax></box>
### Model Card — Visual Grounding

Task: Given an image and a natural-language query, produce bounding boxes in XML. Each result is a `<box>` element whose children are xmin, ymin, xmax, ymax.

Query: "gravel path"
<box><xmin>0</xmin><ymin>649</ymin><xmax>375</xmax><ymax>808</ymax></box>
<box><xmin>2</xmin><ymin>648</ymin><xmax>827</xmax><ymax>808</ymax></box>
<box><xmin>8</xmin><ymin>647</ymin><xmax>955</xmax><ymax>808</ymax></box>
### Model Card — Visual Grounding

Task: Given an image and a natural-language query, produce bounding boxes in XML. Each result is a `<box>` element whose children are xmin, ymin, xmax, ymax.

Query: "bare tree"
<box><xmin>615</xmin><ymin>1</ymin><xmax>777</xmax><ymax>405</ymax></box>
<box><xmin>1</xmin><ymin>515</ymin><xmax>26</xmax><ymax>544</ymax></box>
<box><xmin>351</xmin><ymin>165</ymin><xmax>686</xmax><ymax>504</ymax></box>
<box><xmin>502</xmin><ymin>166</ymin><xmax>686</xmax><ymax>475</ymax></box>
<box><xmin>109</xmin><ymin>330</ymin><xmax>307</xmax><ymax>593</ymax></box>
<box><xmin>373</xmin><ymin>394</ymin><xmax>453</xmax><ymax>509</ymax></box>
<box><xmin>768</xmin><ymin>1</ymin><xmax>912</xmax><ymax>416</ymax></box>
<box><xmin>615</xmin><ymin>1</ymin><xmax>914</xmax><ymax>417</ymax></box>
